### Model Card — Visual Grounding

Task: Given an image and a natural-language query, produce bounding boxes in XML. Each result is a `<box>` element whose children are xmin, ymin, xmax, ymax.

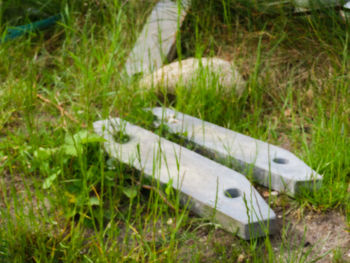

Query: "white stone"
<box><xmin>93</xmin><ymin>118</ymin><xmax>276</xmax><ymax>239</ymax></box>
<box><xmin>139</xmin><ymin>57</ymin><xmax>246</xmax><ymax>96</ymax></box>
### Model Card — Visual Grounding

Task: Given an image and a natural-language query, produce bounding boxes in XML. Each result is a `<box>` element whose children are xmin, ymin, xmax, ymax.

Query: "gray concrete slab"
<box><xmin>294</xmin><ymin>0</ymin><xmax>341</xmax><ymax>9</ymax></box>
<box><xmin>151</xmin><ymin>107</ymin><xmax>322</xmax><ymax>196</ymax></box>
<box><xmin>94</xmin><ymin>118</ymin><xmax>276</xmax><ymax>239</ymax></box>
<box><xmin>125</xmin><ymin>0</ymin><xmax>190</xmax><ymax>76</ymax></box>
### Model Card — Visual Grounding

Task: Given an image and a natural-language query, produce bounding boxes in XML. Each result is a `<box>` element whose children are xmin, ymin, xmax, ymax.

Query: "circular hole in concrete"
<box><xmin>224</xmin><ymin>188</ymin><xmax>241</xmax><ymax>198</ymax></box>
<box><xmin>273</xmin><ymin>158</ymin><xmax>289</xmax><ymax>164</ymax></box>
<box><xmin>113</xmin><ymin>131</ymin><xmax>130</xmax><ymax>144</ymax></box>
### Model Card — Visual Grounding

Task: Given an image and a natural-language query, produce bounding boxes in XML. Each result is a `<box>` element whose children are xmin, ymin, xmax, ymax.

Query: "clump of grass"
<box><xmin>0</xmin><ymin>0</ymin><xmax>349</xmax><ymax>262</ymax></box>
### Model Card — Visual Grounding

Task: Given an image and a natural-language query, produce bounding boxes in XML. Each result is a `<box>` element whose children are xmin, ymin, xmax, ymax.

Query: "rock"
<box><xmin>139</xmin><ymin>57</ymin><xmax>246</xmax><ymax>96</ymax></box>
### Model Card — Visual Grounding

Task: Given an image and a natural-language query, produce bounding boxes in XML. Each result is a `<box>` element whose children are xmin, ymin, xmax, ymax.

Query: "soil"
<box><xmin>271</xmin><ymin>209</ymin><xmax>350</xmax><ymax>263</ymax></box>
<box><xmin>177</xmin><ymin>204</ymin><xmax>350</xmax><ymax>262</ymax></box>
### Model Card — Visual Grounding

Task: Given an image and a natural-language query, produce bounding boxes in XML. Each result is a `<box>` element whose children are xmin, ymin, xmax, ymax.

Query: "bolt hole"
<box><xmin>224</xmin><ymin>188</ymin><xmax>241</xmax><ymax>198</ymax></box>
<box><xmin>273</xmin><ymin>158</ymin><xmax>289</xmax><ymax>164</ymax></box>
<box><xmin>113</xmin><ymin>131</ymin><xmax>130</xmax><ymax>144</ymax></box>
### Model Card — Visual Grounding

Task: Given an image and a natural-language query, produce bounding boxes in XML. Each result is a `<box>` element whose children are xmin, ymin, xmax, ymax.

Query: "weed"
<box><xmin>0</xmin><ymin>0</ymin><xmax>349</xmax><ymax>262</ymax></box>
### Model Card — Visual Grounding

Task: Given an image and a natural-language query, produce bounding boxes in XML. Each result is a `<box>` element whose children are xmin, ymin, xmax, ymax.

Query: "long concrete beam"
<box><xmin>151</xmin><ymin>107</ymin><xmax>322</xmax><ymax>196</ymax></box>
<box><xmin>94</xmin><ymin>118</ymin><xmax>276</xmax><ymax>239</ymax></box>
<box><xmin>125</xmin><ymin>0</ymin><xmax>190</xmax><ymax>76</ymax></box>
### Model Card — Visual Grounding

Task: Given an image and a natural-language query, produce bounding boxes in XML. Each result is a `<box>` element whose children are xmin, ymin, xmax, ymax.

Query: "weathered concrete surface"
<box><xmin>294</xmin><ymin>0</ymin><xmax>341</xmax><ymax>9</ymax></box>
<box><xmin>93</xmin><ymin>118</ymin><xmax>276</xmax><ymax>239</ymax></box>
<box><xmin>139</xmin><ymin>57</ymin><xmax>246</xmax><ymax>96</ymax></box>
<box><xmin>151</xmin><ymin>107</ymin><xmax>322</xmax><ymax>196</ymax></box>
<box><xmin>125</xmin><ymin>0</ymin><xmax>190</xmax><ymax>76</ymax></box>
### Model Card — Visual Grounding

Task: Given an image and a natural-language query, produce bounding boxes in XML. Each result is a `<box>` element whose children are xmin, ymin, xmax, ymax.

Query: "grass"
<box><xmin>0</xmin><ymin>0</ymin><xmax>349</xmax><ymax>262</ymax></box>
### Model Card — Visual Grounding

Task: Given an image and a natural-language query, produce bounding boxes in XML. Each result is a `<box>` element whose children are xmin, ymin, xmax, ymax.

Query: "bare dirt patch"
<box><xmin>271</xmin><ymin>209</ymin><xmax>350</xmax><ymax>262</ymax></box>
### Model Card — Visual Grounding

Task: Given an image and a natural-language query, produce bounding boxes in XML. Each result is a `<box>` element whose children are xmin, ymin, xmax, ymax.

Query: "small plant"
<box><xmin>113</xmin><ymin>131</ymin><xmax>130</xmax><ymax>144</ymax></box>
<box><xmin>0</xmin><ymin>0</ymin><xmax>349</xmax><ymax>261</ymax></box>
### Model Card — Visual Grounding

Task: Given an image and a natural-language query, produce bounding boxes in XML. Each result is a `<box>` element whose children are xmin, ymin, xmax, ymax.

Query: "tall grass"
<box><xmin>0</xmin><ymin>0</ymin><xmax>349</xmax><ymax>261</ymax></box>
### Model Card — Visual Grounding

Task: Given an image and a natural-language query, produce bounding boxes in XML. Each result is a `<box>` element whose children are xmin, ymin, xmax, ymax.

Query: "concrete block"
<box><xmin>94</xmin><ymin>118</ymin><xmax>276</xmax><ymax>239</ymax></box>
<box><xmin>125</xmin><ymin>0</ymin><xmax>190</xmax><ymax>76</ymax></box>
<box><xmin>294</xmin><ymin>0</ymin><xmax>341</xmax><ymax>9</ymax></box>
<box><xmin>151</xmin><ymin>107</ymin><xmax>322</xmax><ymax>196</ymax></box>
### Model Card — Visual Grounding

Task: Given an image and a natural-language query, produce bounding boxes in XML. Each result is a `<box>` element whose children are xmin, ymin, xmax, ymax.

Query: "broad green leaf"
<box><xmin>62</xmin><ymin>144</ymin><xmax>78</xmax><ymax>156</ymax></box>
<box><xmin>122</xmin><ymin>187</ymin><xmax>138</xmax><ymax>199</ymax></box>
<box><xmin>65</xmin><ymin>130</ymin><xmax>105</xmax><ymax>145</ymax></box>
<box><xmin>62</xmin><ymin>130</ymin><xmax>105</xmax><ymax>156</ymax></box>
<box><xmin>88</xmin><ymin>197</ymin><xmax>100</xmax><ymax>206</ymax></box>
<box><xmin>80</xmin><ymin>134</ymin><xmax>105</xmax><ymax>144</ymax></box>
<box><xmin>34</xmin><ymin>147</ymin><xmax>58</xmax><ymax>160</ymax></box>
<box><xmin>43</xmin><ymin>170</ymin><xmax>60</xmax><ymax>189</ymax></box>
